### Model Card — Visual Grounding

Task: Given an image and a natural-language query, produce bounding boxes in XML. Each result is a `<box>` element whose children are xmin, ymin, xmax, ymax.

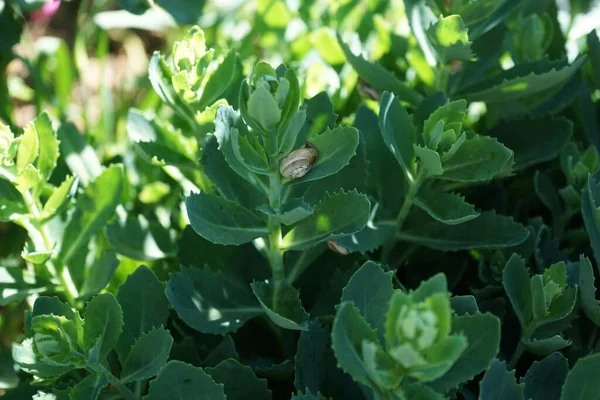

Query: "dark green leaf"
<box><xmin>106</xmin><ymin>213</ymin><xmax>176</xmax><ymax>261</ymax></box>
<box><xmin>430</xmin><ymin>313</ymin><xmax>501</xmax><ymax>392</ymax></box>
<box><xmin>560</xmin><ymin>353</ymin><xmax>600</xmax><ymax>400</ymax></box>
<box><xmin>115</xmin><ymin>266</ymin><xmax>169</xmax><ymax>363</ymax></box>
<box><xmin>489</xmin><ymin>117</ymin><xmax>572</xmax><ymax>170</ymax></box>
<box><xmin>251</xmin><ymin>280</ymin><xmax>309</xmax><ymax>331</ymax></box>
<box><xmin>583</xmin><ymin>173</ymin><xmax>600</xmax><ymax>266</ymax></box>
<box><xmin>120</xmin><ymin>327</ymin><xmax>173</xmax><ymax>383</ymax></box>
<box><xmin>186</xmin><ymin>191</ymin><xmax>268</xmax><ymax>246</ymax></box>
<box><xmin>414</xmin><ymin>190</ymin><xmax>479</xmax><ymax>225</ymax></box>
<box><xmin>68</xmin><ymin>372</ymin><xmax>108</xmax><ymax>400</ymax></box>
<box><xmin>523</xmin><ymin>352</ymin><xmax>568</xmax><ymax>400</ymax></box>
<box><xmin>78</xmin><ymin>251</ymin><xmax>119</xmax><ymax>299</ymax></box>
<box><xmin>439</xmin><ymin>135</ymin><xmax>513</xmax><ymax>182</ymax></box>
<box><xmin>340</xmin><ymin>261</ymin><xmax>394</xmax><ymax>343</ymax></box>
<box><xmin>206</xmin><ymin>359</ymin><xmax>272</xmax><ymax>400</ymax></box>
<box><xmin>287</xmin><ymin>127</ymin><xmax>359</xmax><ymax>185</ymax></box>
<box><xmin>456</xmin><ymin>57</ymin><xmax>586</xmax><ymax>102</ymax></box>
<box><xmin>0</xmin><ymin>179</ymin><xmax>26</xmax><ymax>221</ymax></box>
<box><xmin>145</xmin><ymin>361</ymin><xmax>226</xmax><ymax>400</ymax></box>
<box><xmin>400</xmin><ymin>210</ymin><xmax>529</xmax><ymax>250</ymax></box>
<box><xmin>578</xmin><ymin>256</ymin><xmax>600</xmax><ymax>325</ymax></box>
<box><xmin>331</xmin><ymin>302</ymin><xmax>380</xmax><ymax>390</ymax></box>
<box><xmin>166</xmin><ymin>266</ymin><xmax>263</xmax><ymax>334</ymax></box>
<box><xmin>479</xmin><ymin>359</ymin><xmax>524</xmax><ymax>400</ymax></box>
<box><xmin>281</xmin><ymin>189</ymin><xmax>370</xmax><ymax>250</ymax></box>
<box><xmin>83</xmin><ymin>293</ymin><xmax>123</xmax><ymax>363</ymax></box>
<box><xmin>379</xmin><ymin>91</ymin><xmax>417</xmax><ymax>177</ymax></box>
<box><xmin>502</xmin><ymin>254</ymin><xmax>533</xmax><ymax>327</ymax></box>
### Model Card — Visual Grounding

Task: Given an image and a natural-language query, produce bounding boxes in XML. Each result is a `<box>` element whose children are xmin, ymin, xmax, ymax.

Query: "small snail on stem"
<box><xmin>280</xmin><ymin>141</ymin><xmax>317</xmax><ymax>179</ymax></box>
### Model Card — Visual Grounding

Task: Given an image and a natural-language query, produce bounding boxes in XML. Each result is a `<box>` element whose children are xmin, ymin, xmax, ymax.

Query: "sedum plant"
<box><xmin>5</xmin><ymin>0</ymin><xmax>600</xmax><ymax>399</ymax></box>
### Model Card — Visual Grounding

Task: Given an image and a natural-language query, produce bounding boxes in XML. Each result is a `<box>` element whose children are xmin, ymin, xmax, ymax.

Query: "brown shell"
<box><xmin>280</xmin><ymin>142</ymin><xmax>317</xmax><ymax>179</ymax></box>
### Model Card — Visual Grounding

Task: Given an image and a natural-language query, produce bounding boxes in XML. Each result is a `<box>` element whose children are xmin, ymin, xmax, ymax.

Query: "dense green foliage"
<box><xmin>2</xmin><ymin>0</ymin><xmax>600</xmax><ymax>398</ymax></box>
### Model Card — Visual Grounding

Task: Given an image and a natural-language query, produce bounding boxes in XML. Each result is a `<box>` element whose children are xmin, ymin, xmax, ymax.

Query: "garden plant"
<box><xmin>2</xmin><ymin>0</ymin><xmax>600</xmax><ymax>399</ymax></box>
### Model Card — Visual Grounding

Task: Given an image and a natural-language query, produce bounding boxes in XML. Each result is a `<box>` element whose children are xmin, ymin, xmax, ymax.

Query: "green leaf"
<box><xmin>294</xmin><ymin>323</ymin><xmax>332</xmax><ymax>395</ymax></box>
<box><xmin>0</xmin><ymin>179</ymin><xmax>27</xmax><ymax>221</ymax></box>
<box><xmin>414</xmin><ymin>145</ymin><xmax>443</xmax><ymax>176</ymax></box>
<box><xmin>523</xmin><ymin>352</ymin><xmax>568</xmax><ymax>400</ymax></box>
<box><xmin>206</xmin><ymin>359</ymin><xmax>272</xmax><ymax>400</ymax></box>
<box><xmin>16</xmin><ymin>117</ymin><xmax>39</xmax><ymax>173</ymax></box>
<box><xmin>402</xmin><ymin>381</ymin><xmax>445</xmax><ymax>400</ymax></box>
<box><xmin>0</xmin><ymin>267</ymin><xmax>52</xmax><ymax>306</ymax></box>
<box><xmin>426</xmin><ymin>15</ymin><xmax>473</xmax><ymax>63</ymax></box>
<box><xmin>83</xmin><ymin>293</ymin><xmax>123</xmax><ymax>363</ymax></box>
<box><xmin>578</xmin><ymin>256</ymin><xmax>600</xmax><ymax>325</ymax></box>
<box><xmin>258</xmin><ymin>198</ymin><xmax>314</xmax><ymax>226</ymax></box>
<box><xmin>490</xmin><ymin>117</ymin><xmax>572</xmax><ymax>170</ymax></box>
<box><xmin>202</xmin><ymin>134</ymin><xmax>265</xmax><ymax>211</ymax></box>
<box><xmin>214</xmin><ymin>105</ymin><xmax>268</xmax><ymax>193</ymax></box>
<box><xmin>340</xmin><ymin>261</ymin><xmax>394</xmax><ymax>343</ymax></box>
<box><xmin>502</xmin><ymin>254</ymin><xmax>533</xmax><ymax>328</ymax></box>
<box><xmin>78</xmin><ymin>251</ymin><xmax>119</xmax><ymax>299</ymax></box>
<box><xmin>400</xmin><ymin>210</ymin><xmax>529</xmax><ymax>250</ymax></box>
<box><xmin>287</xmin><ymin>127</ymin><xmax>359</xmax><ymax>185</ymax></box>
<box><xmin>247</xmin><ymin>84</ymin><xmax>281</xmax><ymax>131</ymax></box>
<box><xmin>145</xmin><ymin>361</ymin><xmax>226</xmax><ymax>400</ymax></box>
<box><xmin>57</xmin><ymin>123</ymin><xmax>102</xmax><ymax>186</ymax></box>
<box><xmin>68</xmin><ymin>372</ymin><xmax>108</xmax><ymax>400</ymax></box>
<box><xmin>199</xmin><ymin>50</ymin><xmax>243</xmax><ymax>110</ymax></box>
<box><xmin>415</xmin><ymin>190</ymin><xmax>479</xmax><ymax>225</ymax></box>
<box><xmin>204</xmin><ymin>336</ymin><xmax>239</xmax><ymax>367</ymax></box>
<box><xmin>379</xmin><ymin>91</ymin><xmax>417</xmax><ymax>178</ymax></box>
<box><xmin>115</xmin><ymin>266</ymin><xmax>170</xmax><ymax>364</ymax></box>
<box><xmin>166</xmin><ymin>266</ymin><xmax>263</xmax><ymax>334</ymax></box>
<box><xmin>334</xmin><ymin>220</ymin><xmax>396</xmax><ymax>254</ymax></box>
<box><xmin>439</xmin><ymin>135</ymin><xmax>512</xmax><ymax>182</ymax></box>
<box><xmin>12</xmin><ymin>164</ymin><xmax>41</xmax><ymax>192</ymax></box>
<box><xmin>251</xmin><ymin>280</ymin><xmax>309</xmax><ymax>331</ymax></box>
<box><xmin>186</xmin><ymin>191</ymin><xmax>268</xmax><ymax>246</ymax></box>
<box><xmin>281</xmin><ymin>189</ymin><xmax>370</xmax><ymax>250</ymax></box>
<box><xmin>59</xmin><ymin>165</ymin><xmax>124</xmax><ymax>265</ymax></box>
<box><xmin>583</xmin><ymin>173</ymin><xmax>600</xmax><ymax>266</ymax></box>
<box><xmin>41</xmin><ymin>176</ymin><xmax>78</xmax><ymax>221</ymax></box>
<box><xmin>31</xmin><ymin>112</ymin><xmax>58</xmax><ymax>182</ymax></box>
<box><xmin>331</xmin><ymin>302</ymin><xmax>380</xmax><ymax>389</ymax></box>
<box><xmin>106</xmin><ymin>213</ymin><xmax>176</xmax><ymax>261</ymax></box>
<box><xmin>293</xmin><ymin>92</ymin><xmax>337</xmax><ymax>148</ymax></box>
<box><xmin>337</xmin><ymin>34</ymin><xmax>422</xmax><ymax>106</ymax></box>
<box><xmin>587</xmin><ymin>30</ymin><xmax>600</xmax><ymax>90</ymax></box>
<box><xmin>560</xmin><ymin>353</ymin><xmax>600</xmax><ymax>400</ymax></box>
<box><xmin>456</xmin><ymin>56</ymin><xmax>586</xmax><ymax>102</ymax></box>
<box><xmin>429</xmin><ymin>313</ymin><xmax>501</xmax><ymax>393</ymax></box>
<box><xmin>479</xmin><ymin>359</ymin><xmax>524</xmax><ymax>400</ymax></box>
<box><xmin>120</xmin><ymin>327</ymin><xmax>173</xmax><ymax>383</ymax></box>
<box><xmin>148</xmin><ymin>52</ymin><xmax>195</xmax><ymax>125</ymax></box>
<box><xmin>524</xmin><ymin>336</ymin><xmax>571</xmax><ymax>356</ymax></box>
<box><xmin>293</xmin><ymin>389</ymin><xmax>330</xmax><ymax>400</ymax></box>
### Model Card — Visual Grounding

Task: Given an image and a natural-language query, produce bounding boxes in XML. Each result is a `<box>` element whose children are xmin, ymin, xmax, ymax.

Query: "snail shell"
<box><xmin>280</xmin><ymin>141</ymin><xmax>317</xmax><ymax>179</ymax></box>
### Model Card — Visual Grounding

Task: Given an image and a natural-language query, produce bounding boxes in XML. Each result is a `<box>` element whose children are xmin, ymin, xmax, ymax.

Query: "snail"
<box><xmin>280</xmin><ymin>141</ymin><xmax>317</xmax><ymax>179</ymax></box>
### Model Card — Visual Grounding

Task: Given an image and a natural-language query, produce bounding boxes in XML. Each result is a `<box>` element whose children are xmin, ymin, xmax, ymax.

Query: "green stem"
<box><xmin>287</xmin><ymin>250</ymin><xmax>309</xmax><ymax>284</ymax></box>
<box><xmin>0</xmin><ymin>165</ymin><xmax>79</xmax><ymax>304</ymax></box>
<box><xmin>107</xmin><ymin>376</ymin><xmax>139</xmax><ymax>400</ymax></box>
<box><xmin>267</xmin><ymin>172</ymin><xmax>285</xmax><ymax>309</ymax></box>
<box><xmin>508</xmin><ymin>340</ymin><xmax>525</xmax><ymax>369</ymax></box>
<box><xmin>396</xmin><ymin>171</ymin><xmax>427</xmax><ymax>231</ymax></box>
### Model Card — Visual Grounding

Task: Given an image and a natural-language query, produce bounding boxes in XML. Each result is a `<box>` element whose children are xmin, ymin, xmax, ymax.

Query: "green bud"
<box><xmin>512</xmin><ymin>14</ymin><xmax>552</xmax><ymax>62</ymax></box>
<box><xmin>384</xmin><ymin>286</ymin><xmax>467</xmax><ymax>381</ymax></box>
<box><xmin>242</xmin><ymin>62</ymin><xmax>300</xmax><ymax>136</ymax></box>
<box><xmin>541</xmin><ymin>262</ymin><xmax>567</xmax><ymax>309</ymax></box>
<box><xmin>0</xmin><ymin>123</ymin><xmax>15</xmax><ymax>166</ymax></box>
<box><xmin>31</xmin><ymin>314</ymin><xmax>83</xmax><ymax>366</ymax></box>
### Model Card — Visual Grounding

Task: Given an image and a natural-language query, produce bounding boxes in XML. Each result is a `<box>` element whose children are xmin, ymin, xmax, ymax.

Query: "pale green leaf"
<box><xmin>379</xmin><ymin>91</ymin><xmax>417</xmax><ymax>178</ymax></box>
<box><xmin>83</xmin><ymin>293</ymin><xmax>123</xmax><ymax>363</ymax></box>
<box><xmin>426</xmin><ymin>15</ymin><xmax>473</xmax><ymax>63</ymax></box>
<box><xmin>414</xmin><ymin>190</ymin><xmax>479</xmax><ymax>225</ymax></box>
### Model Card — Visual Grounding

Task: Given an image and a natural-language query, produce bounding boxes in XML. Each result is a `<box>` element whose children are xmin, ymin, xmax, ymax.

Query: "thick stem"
<box><xmin>89</xmin><ymin>365</ymin><xmax>139</xmax><ymax>400</ymax></box>
<box><xmin>267</xmin><ymin>172</ymin><xmax>285</xmax><ymax>310</ymax></box>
